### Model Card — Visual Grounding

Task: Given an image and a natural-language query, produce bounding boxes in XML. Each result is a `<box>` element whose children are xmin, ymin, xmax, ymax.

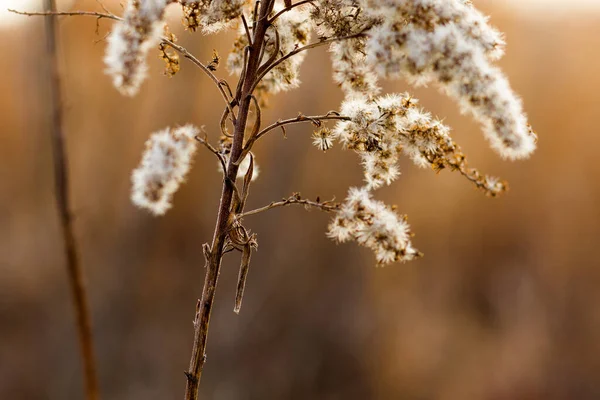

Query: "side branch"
<box><xmin>268</xmin><ymin>0</ymin><xmax>315</xmax><ymax>24</ymax></box>
<box><xmin>239</xmin><ymin>193</ymin><xmax>340</xmax><ymax>218</ymax></box>
<box><xmin>42</xmin><ymin>2</ymin><xmax>100</xmax><ymax>399</ymax></box>
<box><xmin>161</xmin><ymin>38</ymin><xmax>237</xmax><ymax>123</ymax></box>
<box><xmin>194</xmin><ymin>135</ymin><xmax>227</xmax><ymax>175</ymax></box>
<box><xmin>253</xmin><ymin>113</ymin><xmax>350</xmax><ymax>143</ymax></box>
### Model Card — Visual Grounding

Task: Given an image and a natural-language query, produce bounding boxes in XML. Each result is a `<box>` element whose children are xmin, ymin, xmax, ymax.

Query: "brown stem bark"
<box><xmin>43</xmin><ymin>1</ymin><xmax>100</xmax><ymax>399</ymax></box>
<box><xmin>184</xmin><ymin>1</ymin><xmax>275</xmax><ymax>398</ymax></box>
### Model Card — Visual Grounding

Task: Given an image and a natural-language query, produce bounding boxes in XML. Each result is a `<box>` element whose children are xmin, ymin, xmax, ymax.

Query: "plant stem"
<box><xmin>183</xmin><ymin>1</ymin><xmax>275</xmax><ymax>398</ymax></box>
<box><xmin>43</xmin><ymin>1</ymin><xmax>100</xmax><ymax>399</ymax></box>
<box><xmin>239</xmin><ymin>195</ymin><xmax>340</xmax><ymax>218</ymax></box>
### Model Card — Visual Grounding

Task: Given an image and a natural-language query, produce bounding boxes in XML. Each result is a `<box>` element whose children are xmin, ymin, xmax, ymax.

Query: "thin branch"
<box><xmin>42</xmin><ymin>2</ymin><xmax>100</xmax><ymax>399</ymax></box>
<box><xmin>194</xmin><ymin>135</ymin><xmax>228</xmax><ymax>176</ymax></box>
<box><xmin>9</xmin><ymin>8</ymin><xmax>120</xmax><ymax>20</ymax></box>
<box><xmin>239</xmin><ymin>194</ymin><xmax>340</xmax><ymax>218</ymax></box>
<box><xmin>10</xmin><ymin>8</ymin><xmax>237</xmax><ymax>121</ymax></box>
<box><xmin>161</xmin><ymin>38</ymin><xmax>237</xmax><ymax>123</ymax></box>
<box><xmin>252</xmin><ymin>112</ymin><xmax>350</xmax><ymax>143</ymax></box>
<box><xmin>95</xmin><ymin>0</ymin><xmax>112</xmax><ymax>14</ymax></box>
<box><xmin>268</xmin><ymin>0</ymin><xmax>315</xmax><ymax>24</ymax></box>
<box><xmin>251</xmin><ymin>31</ymin><xmax>366</xmax><ymax>93</ymax></box>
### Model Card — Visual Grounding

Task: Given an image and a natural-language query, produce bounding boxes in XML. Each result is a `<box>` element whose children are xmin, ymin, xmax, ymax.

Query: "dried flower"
<box><xmin>312</xmin><ymin>127</ymin><xmax>334</xmax><ymax>152</ymax></box>
<box><xmin>159</xmin><ymin>26</ymin><xmax>180</xmax><ymax>77</ymax></box>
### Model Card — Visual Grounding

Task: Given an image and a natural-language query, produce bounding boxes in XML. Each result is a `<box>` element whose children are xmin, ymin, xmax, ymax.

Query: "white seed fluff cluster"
<box><xmin>330</xmin><ymin>40</ymin><xmax>381</xmax><ymax>99</ymax></box>
<box><xmin>310</xmin><ymin>0</ymin><xmax>380</xmax><ymax>99</ymax></box>
<box><xmin>334</xmin><ymin>93</ymin><xmax>456</xmax><ymax>189</ymax></box>
<box><xmin>105</xmin><ymin>0</ymin><xmax>535</xmax><ymax>264</ymax></box>
<box><xmin>328</xmin><ymin>92</ymin><xmax>508</xmax><ymax>262</ymax></box>
<box><xmin>328</xmin><ymin>187</ymin><xmax>420</xmax><ymax>264</ymax></box>
<box><xmin>181</xmin><ymin>0</ymin><xmax>246</xmax><ymax>34</ymax></box>
<box><xmin>362</xmin><ymin>0</ymin><xmax>536</xmax><ymax>159</ymax></box>
<box><xmin>104</xmin><ymin>0</ymin><xmax>172</xmax><ymax>96</ymax></box>
<box><xmin>363</xmin><ymin>0</ymin><xmax>506</xmax><ymax>60</ymax></box>
<box><xmin>131</xmin><ymin>125</ymin><xmax>199</xmax><ymax>215</ymax></box>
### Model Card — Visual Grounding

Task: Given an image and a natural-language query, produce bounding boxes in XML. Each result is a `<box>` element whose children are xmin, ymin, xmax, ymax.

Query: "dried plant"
<box><xmin>12</xmin><ymin>0</ymin><xmax>536</xmax><ymax>398</ymax></box>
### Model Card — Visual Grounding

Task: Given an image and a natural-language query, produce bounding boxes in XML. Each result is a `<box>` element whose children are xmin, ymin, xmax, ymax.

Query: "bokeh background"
<box><xmin>2</xmin><ymin>0</ymin><xmax>600</xmax><ymax>399</ymax></box>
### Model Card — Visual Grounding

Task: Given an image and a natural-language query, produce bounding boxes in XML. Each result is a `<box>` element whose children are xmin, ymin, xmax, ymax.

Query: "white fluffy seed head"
<box><xmin>328</xmin><ymin>187</ymin><xmax>420</xmax><ymax>265</ymax></box>
<box><xmin>104</xmin><ymin>0</ymin><xmax>170</xmax><ymax>96</ymax></box>
<box><xmin>348</xmin><ymin>0</ymin><xmax>536</xmax><ymax>159</ymax></box>
<box><xmin>330</xmin><ymin>40</ymin><xmax>381</xmax><ymax>99</ymax></box>
<box><xmin>131</xmin><ymin>125</ymin><xmax>199</xmax><ymax>215</ymax></box>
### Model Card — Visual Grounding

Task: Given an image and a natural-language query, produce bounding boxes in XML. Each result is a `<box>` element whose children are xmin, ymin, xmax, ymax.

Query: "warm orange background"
<box><xmin>2</xmin><ymin>1</ymin><xmax>600</xmax><ymax>399</ymax></box>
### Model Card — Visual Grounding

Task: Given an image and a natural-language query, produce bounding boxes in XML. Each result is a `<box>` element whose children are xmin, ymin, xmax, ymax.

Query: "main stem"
<box><xmin>43</xmin><ymin>1</ymin><xmax>100</xmax><ymax>399</ymax></box>
<box><xmin>184</xmin><ymin>2</ymin><xmax>274</xmax><ymax>399</ymax></box>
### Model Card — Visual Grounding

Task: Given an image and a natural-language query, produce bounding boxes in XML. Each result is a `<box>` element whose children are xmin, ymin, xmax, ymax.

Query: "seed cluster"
<box><xmin>101</xmin><ymin>0</ymin><xmax>536</xmax><ymax>264</ymax></box>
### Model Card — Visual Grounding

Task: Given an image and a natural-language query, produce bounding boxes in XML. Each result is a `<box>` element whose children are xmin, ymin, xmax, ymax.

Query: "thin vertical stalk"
<box><xmin>184</xmin><ymin>1</ymin><xmax>275</xmax><ymax>398</ymax></box>
<box><xmin>43</xmin><ymin>1</ymin><xmax>100</xmax><ymax>399</ymax></box>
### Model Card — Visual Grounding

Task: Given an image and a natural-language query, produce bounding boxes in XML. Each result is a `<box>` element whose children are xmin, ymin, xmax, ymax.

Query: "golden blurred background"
<box><xmin>2</xmin><ymin>0</ymin><xmax>600</xmax><ymax>399</ymax></box>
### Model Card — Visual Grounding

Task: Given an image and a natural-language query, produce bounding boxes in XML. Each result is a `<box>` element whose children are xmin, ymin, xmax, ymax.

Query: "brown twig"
<box><xmin>239</xmin><ymin>194</ymin><xmax>341</xmax><ymax>218</ymax></box>
<box><xmin>157</xmin><ymin>39</ymin><xmax>238</xmax><ymax>124</ymax></box>
<box><xmin>42</xmin><ymin>2</ymin><xmax>100</xmax><ymax>400</ymax></box>
<box><xmin>253</xmin><ymin>113</ymin><xmax>349</xmax><ymax>143</ymax></box>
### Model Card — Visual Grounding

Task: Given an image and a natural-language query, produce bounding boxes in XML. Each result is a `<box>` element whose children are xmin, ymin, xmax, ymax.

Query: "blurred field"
<box><xmin>1</xmin><ymin>1</ymin><xmax>600</xmax><ymax>399</ymax></box>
